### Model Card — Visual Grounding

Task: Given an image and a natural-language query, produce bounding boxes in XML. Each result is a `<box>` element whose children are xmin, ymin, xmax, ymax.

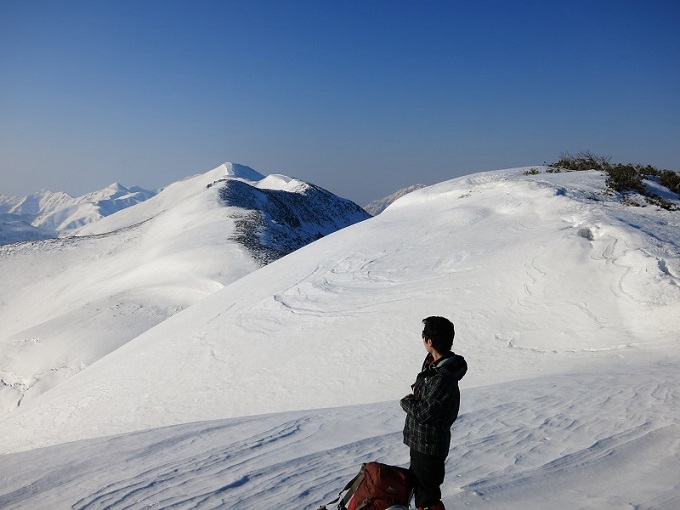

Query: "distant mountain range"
<box><xmin>1</xmin><ymin>171</ymin><xmax>426</xmax><ymax>246</ymax></box>
<box><xmin>0</xmin><ymin>184</ymin><xmax>155</xmax><ymax>244</ymax></box>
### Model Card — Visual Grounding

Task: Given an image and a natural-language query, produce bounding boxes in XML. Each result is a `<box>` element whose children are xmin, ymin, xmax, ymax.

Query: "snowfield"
<box><xmin>0</xmin><ymin>163</ymin><xmax>368</xmax><ymax>419</ymax></box>
<box><xmin>1</xmin><ymin>361</ymin><xmax>678</xmax><ymax>510</ymax></box>
<box><xmin>1</xmin><ymin>166</ymin><xmax>679</xmax><ymax>509</ymax></box>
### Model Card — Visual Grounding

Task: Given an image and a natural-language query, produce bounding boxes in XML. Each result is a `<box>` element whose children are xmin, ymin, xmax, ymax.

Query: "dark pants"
<box><xmin>409</xmin><ymin>448</ymin><xmax>446</xmax><ymax>508</ymax></box>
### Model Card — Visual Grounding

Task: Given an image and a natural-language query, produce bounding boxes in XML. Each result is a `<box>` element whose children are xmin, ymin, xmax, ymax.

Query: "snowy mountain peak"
<box><xmin>105</xmin><ymin>182</ymin><xmax>126</xmax><ymax>191</ymax></box>
<box><xmin>74</xmin><ymin>162</ymin><xmax>360</xmax><ymax>238</ymax></box>
<box><xmin>218</xmin><ymin>162</ymin><xmax>265</xmax><ymax>182</ymax></box>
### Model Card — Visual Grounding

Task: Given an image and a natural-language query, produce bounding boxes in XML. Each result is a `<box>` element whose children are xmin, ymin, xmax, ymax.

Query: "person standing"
<box><xmin>400</xmin><ymin>316</ymin><xmax>468</xmax><ymax>510</ymax></box>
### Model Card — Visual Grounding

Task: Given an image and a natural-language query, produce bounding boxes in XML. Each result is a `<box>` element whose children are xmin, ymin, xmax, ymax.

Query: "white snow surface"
<box><xmin>0</xmin><ymin>183</ymin><xmax>155</xmax><ymax>243</ymax></box>
<box><xmin>1</xmin><ymin>166</ymin><xmax>679</xmax><ymax>509</ymax></box>
<box><xmin>0</xmin><ymin>162</ymin><xmax>368</xmax><ymax>420</ymax></box>
<box><xmin>71</xmin><ymin>163</ymin><xmax>261</xmax><ymax>236</ymax></box>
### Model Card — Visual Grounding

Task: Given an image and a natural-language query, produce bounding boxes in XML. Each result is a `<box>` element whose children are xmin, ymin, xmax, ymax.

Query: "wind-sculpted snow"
<box><xmin>0</xmin><ymin>361</ymin><xmax>678</xmax><ymax>509</ymax></box>
<box><xmin>2</xmin><ymin>167</ymin><xmax>679</xmax><ymax>456</ymax></box>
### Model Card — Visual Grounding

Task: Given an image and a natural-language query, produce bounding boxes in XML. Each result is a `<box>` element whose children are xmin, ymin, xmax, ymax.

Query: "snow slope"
<box><xmin>1</xmin><ymin>359</ymin><xmax>677</xmax><ymax>509</ymax></box>
<box><xmin>0</xmin><ymin>163</ymin><xmax>369</xmax><ymax>418</ymax></box>
<box><xmin>0</xmin><ymin>166</ymin><xmax>678</xmax><ymax>509</ymax></box>
<box><xmin>2</xmin><ymin>167</ymin><xmax>678</xmax><ymax>453</ymax></box>
<box><xmin>69</xmin><ymin>163</ymin><xmax>255</xmax><ymax>236</ymax></box>
<box><xmin>0</xmin><ymin>184</ymin><xmax>155</xmax><ymax>243</ymax></box>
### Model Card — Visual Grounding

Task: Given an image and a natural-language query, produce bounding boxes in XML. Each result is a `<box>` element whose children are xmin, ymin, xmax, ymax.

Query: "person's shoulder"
<box><xmin>438</xmin><ymin>353</ymin><xmax>467</xmax><ymax>380</ymax></box>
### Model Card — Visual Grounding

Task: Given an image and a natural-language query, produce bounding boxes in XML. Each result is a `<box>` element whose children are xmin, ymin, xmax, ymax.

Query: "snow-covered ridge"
<box><xmin>0</xmin><ymin>162</ymin><xmax>369</xmax><ymax>421</ymax></box>
<box><xmin>72</xmin><ymin>163</ymin><xmax>261</xmax><ymax>236</ymax></box>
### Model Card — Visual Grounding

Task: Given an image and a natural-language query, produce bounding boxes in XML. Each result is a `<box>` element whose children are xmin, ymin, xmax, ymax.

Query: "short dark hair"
<box><xmin>422</xmin><ymin>316</ymin><xmax>455</xmax><ymax>352</ymax></box>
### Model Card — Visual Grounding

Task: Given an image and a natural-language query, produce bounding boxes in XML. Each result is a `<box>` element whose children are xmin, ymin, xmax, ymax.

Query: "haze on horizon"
<box><xmin>1</xmin><ymin>0</ymin><xmax>679</xmax><ymax>206</ymax></box>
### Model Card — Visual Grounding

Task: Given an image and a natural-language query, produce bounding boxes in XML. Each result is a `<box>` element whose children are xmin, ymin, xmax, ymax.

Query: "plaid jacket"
<box><xmin>400</xmin><ymin>352</ymin><xmax>467</xmax><ymax>457</ymax></box>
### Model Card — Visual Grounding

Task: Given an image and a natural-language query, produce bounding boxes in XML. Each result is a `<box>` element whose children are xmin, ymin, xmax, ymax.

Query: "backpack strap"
<box><xmin>352</xmin><ymin>497</ymin><xmax>372</xmax><ymax>510</ymax></box>
<box><xmin>317</xmin><ymin>464</ymin><xmax>366</xmax><ymax>510</ymax></box>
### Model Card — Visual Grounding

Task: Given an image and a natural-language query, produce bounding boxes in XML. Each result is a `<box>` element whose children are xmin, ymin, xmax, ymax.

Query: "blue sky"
<box><xmin>2</xmin><ymin>0</ymin><xmax>679</xmax><ymax>205</ymax></box>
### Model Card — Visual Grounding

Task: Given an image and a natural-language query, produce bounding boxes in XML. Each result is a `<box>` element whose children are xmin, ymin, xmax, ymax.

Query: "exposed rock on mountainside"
<box><xmin>219</xmin><ymin>179</ymin><xmax>370</xmax><ymax>263</ymax></box>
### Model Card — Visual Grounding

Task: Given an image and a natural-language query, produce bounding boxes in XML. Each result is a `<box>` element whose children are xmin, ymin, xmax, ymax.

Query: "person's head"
<box><xmin>422</xmin><ymin>316</ymin><xmax>455</xmax><ymax>353</ymax></box>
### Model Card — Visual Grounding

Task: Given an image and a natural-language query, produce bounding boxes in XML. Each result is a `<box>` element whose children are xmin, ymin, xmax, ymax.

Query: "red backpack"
<box><xmin>318</xmin><ymin>462</ymin><xmax>413</xmax><ymax>510</ymax></box>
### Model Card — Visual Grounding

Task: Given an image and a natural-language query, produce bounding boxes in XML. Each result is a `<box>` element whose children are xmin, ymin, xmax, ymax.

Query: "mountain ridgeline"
<box><xmin>363</xmin><ymin>183</ymin><xmax>428</xmax><ymax>216</ymax></box>
<box><xmin>0</xmin><ymin>164</ymin><xmax>372</xmax><ymax>419</ymax></box>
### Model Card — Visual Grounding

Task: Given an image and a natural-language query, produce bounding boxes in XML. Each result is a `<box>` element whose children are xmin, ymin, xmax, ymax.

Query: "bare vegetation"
<box><xmin>545</xmin><ymin>150</ymin><xmax>679</xmax><ymax>210</ymax></box>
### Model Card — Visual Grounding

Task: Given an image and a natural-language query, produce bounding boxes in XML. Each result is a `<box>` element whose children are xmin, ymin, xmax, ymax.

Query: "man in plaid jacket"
<box><xmin>400</xmin><ymin>316</ymin><xmax>468</xmax><ymax>510</ymax></box>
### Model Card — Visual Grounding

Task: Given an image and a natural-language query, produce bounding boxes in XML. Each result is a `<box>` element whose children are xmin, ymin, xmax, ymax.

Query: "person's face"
<box><xmin>422</xmin><ymin>332</ymin><xmax>433</xmax><ymax>353</ymax></box>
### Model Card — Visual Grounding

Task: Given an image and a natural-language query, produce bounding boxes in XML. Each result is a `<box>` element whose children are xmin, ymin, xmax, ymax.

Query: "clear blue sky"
<box><xmin>2</xmin><ymin>0</ymin><xmax>679</xmax><ymax>205</ymax></box>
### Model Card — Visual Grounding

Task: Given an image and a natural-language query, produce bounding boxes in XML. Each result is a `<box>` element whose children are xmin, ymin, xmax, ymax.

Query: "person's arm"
<box><xmin>403</xmin><ymin>375</ymin><xmax>453</xmax><ymax>424</ymax></box>
<box><xmin>400</xmin><ymin>393</ymin><xmax>414</xmax><ymax>413</ymax></box>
